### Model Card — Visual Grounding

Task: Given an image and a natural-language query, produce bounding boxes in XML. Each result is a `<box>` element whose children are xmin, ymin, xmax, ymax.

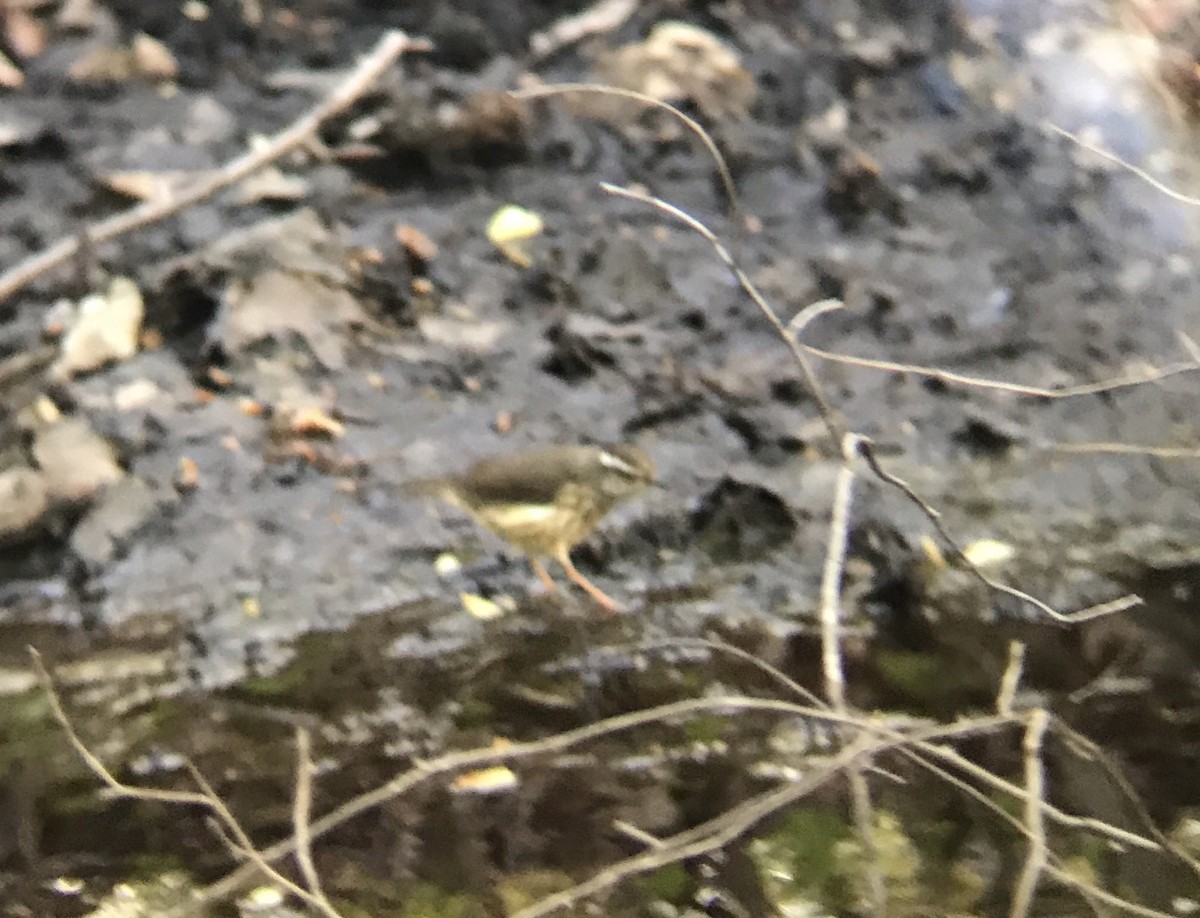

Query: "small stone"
<box><xmin>0</xmin><ymin>467</ymin><xmax>49</xmax><ymax>541</ymax></box>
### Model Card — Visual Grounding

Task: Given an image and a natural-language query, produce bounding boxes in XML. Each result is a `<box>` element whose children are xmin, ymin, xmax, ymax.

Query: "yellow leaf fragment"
<box><xmin>486</xmin><ymin>204</ymin><xmax>543</xmax><ymax>267</ymax></box>
<box><xmin>961</xmin><ymin>538</ymin><xmax>1015</xmax><ymax>569</ymax></box>
<box><xmin>434</xmin><ymin>552</ymin><xmax>462</xmax><ymax>577</ymax></box>
<box><xmin>460</xmin><ymin>591</ymin><xmax>508</xmax><ymax>620</ymax></box>
<box><xmin>452</xmin><ymin>764</ymin><xmax>518</xmax><ymax>794</ymax></box>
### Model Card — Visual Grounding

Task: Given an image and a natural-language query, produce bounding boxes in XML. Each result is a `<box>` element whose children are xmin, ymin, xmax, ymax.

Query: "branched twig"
<box><xmin>601</xmin><ymin>179</ymin><xmax>1142</xmax><ymax>625</ymax></box>
<box><xmin>293</xmin><ymin>727</ymin><xmax>335</xmax><ymax>913</ymax></box>
<box><xmin>857</xmin><ymin>441</ymin><xmax>1142</xmax><ymax>624</ymax></box>
<box><xmin>599</xmin><ymin>181</ymin><xmax>844</xmax><ymax>440</ymax></box>
<box><xmin>0</xmin><ymin>30</ymin><xmax>429</xmax><ymax>305</ymax></box>
<box><xmin>512</xmin><ymin>735</ymin><xmax>884</xmax><ymax>918</ymax></box>
<box><xmin>30</xmin><ymin>649</ymin><xmax>345</xmax><ymax>918</ymax></box>
<box><xmin>689</xmin><ymin>639</ymin><xmax>1181</xmax><ymax>917</ymax></box>
<box><xmin>197</xmin><ymin>694</ymin><xmax>894</xmax><ymax>906</ymax></box>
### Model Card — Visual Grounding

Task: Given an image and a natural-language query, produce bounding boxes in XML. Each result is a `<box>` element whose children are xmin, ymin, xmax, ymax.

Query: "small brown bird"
<box><xmin>410</xmin><ymin>443</ymin><xmax>655</xmax><ymax>613</ymax></box>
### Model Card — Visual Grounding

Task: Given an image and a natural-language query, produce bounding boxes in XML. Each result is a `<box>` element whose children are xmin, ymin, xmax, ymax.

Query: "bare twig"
<box><xmin>1046</xmin><ymin>121</ymin><xmax>1200</xmax><ymax>206</ymax></box>
<box><xmin>996</xmin><ymin>641</ymin><xmax>1026</xmax><ymax>717</ymax></box>
<box><xmin>0</xmin><ymin>30</ymin><xmax>429</xmax><ymax>305</ymax></box>
<box><xmin>857</xmin><ymin>441</ymin><xmax>1142</xmax><ymax>624</ymax></box>
<box><xmin>1051</xmin><ymin>441</ymin><xmax>1200</xmax><ymax>459</ymax></box>
<box><xmin>687</xmin><ymin>637</ymin><xmax>1184</xmax><ymax>913</ymax></box>
<box><xmin>1010</xmin><ymin>708</ymin><xmax>1050</xmax><ymax>918</ymax></box>
<box><xmin>197</xmin><ymin>694</ymin><xmax>894</xmax><ymax>906</ymax></box>
<box><xmin>30</xmin><ymin>648</ymin><xmax>344</xmax><ymax>918</ymax></box>
<box><xmin>185</xmin><ymin>759</ymin><xmax>341</xmax><ymax>918</ymax></box>
<box><xmin>820</xmin><ymin>434</ymin><xmax>884</xmax><ymax>914</ymax></box>
<box><xmin>512</xmin><ymin>734</ymin><xmax>884</xmax><ymax>918</ymax></box>
<box><xmin>516</xmin><ymin>86</ymin><xmax>742</xmax><ymax>223</ymax></box>
<box><xmin>819</xmin><ymin>433</ymin><xmax>860</xmax><ymax>710</ymax></box>
<box><xmin>293</xmin><ymin>727</ymin><xmax>334</xmax><ymax>912</ymax></box>
<box><xmin>528</xmin><ymin>0</ymin><xmax>637</xmax><ymax>60</ymax></box>
<box><xmin>599</xmin><ymin>181</ymin><xmax>844</xmax><ymax>440</ymax></box>
<box><xmin>802</xmin><ymin>341</ymin><xmax>1200</xmax><ymax>399</ymax></box>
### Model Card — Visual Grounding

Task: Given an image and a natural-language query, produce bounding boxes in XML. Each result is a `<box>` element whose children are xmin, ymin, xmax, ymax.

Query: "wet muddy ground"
<box><xmin>2</xmin><ymin>0</ymin><xmax>1200</xmax><ymax>915</ymax></box>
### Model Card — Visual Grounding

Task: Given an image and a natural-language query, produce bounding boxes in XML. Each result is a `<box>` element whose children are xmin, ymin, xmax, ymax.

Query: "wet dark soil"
<box><xmin>2</xmin><ymin>0</ymin><xmax>1200</xmax><ymax>914</ymax></box>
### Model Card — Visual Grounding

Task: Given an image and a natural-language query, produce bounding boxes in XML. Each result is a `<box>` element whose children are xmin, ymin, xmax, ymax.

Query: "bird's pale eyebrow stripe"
<box><xmin>598</xmin><ymin>451</ymin><xmax>638</xmax><ymax>476</ymax></box>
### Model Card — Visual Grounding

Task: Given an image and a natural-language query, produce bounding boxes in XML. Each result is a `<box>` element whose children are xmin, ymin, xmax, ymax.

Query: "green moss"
<box><xmin>752</xmin><ymin>806</ymin><xmax>851</xmax><ymax>906</ymax></box>
<box><xmin>682</xmin><ymin>712</ymin><xmax>729</xmax><ymax>745</ymax></box>
<box><xmin>635</xmin><ymin>862</ymin><xmax>690</xmax><ymax>902</ymax></box>
<box><xmin>874</xmin><ymin>650</ymin><xmax>946</xmax><ymax>701</ymax></box>
<box><xmin>397</xmin><ymin>883</ymin><xmax>482</xmax><ymax>918</ymax></box>
<box><xmin>495</xmin><ymin>870</ymin><xmax>576</xmax><ymax>912</ymax></box>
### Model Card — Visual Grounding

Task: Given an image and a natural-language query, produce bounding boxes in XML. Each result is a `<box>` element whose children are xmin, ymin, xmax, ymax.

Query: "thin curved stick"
<box><xmin>803</xmin><ymin>341</ymin><xmax>1200</xmax><ymax>399</ymax></box>
<box><xmin>600</xmin><ymin>180</ymin><xmax>845</xmax><ymax>440</ymax></box>
<box><xmin>1046</xmin><ymin>122</ymin><xmax>1200</xmax><ymax>206</ymax></box>
<box><xmin>513</xmin><ymin>84</ymin><xmax>742</xmax><ymax>221</ymax></box>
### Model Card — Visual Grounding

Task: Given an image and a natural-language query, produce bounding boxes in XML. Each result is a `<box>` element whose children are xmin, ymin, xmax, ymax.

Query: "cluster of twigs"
<box><xmin>16</xmin><ymin>16</ymin><xmax>1200</xmax><ymax>918</ymax></box>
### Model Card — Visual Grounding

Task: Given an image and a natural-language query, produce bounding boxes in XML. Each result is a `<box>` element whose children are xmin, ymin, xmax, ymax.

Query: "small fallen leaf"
<box><xmin>0</xmin><ymin>50</ymin><xmax>24</xmax><ymax>89</ymax></box>
<box><xmin>434</xmin><ymin>552</ymin><xmax>462</xmax><ymax>577</ymax></box>
<box><xmin>100</xmin><ymin>170</ymin><xmax>195</xmax><ymax>201</ymax></box>
<box><xmin>53</xmin><ymin>276</ymin><xmax>144</xmax><ymax>378</ymax></box>
<box><xmin>175</xmin><ymin>456</ymin><xmax>200</xmax><ymax>491</ymax></box>
<box><xmin>461</xmin><ymin>591</ymin><xmax>506</xmax><ymax>620</ymax></box>
<box><xmin>396</xmin><ymin>223</ymin><xmax>438</xmax><ymax>261</ymax></box>
<box><xmin>5</xmin><ymin>8</ymin><xmax>47</xmax><ymax>60</ymax></box>
<box><xmin>132</xmin><ymin>32</ymin><xmax>177</xmax><ymax>80</ymax></box>
<box><xmin>287</xmin><ymin>406</ymin><xmax>344</xmax><ymax>439</ymax></box>
<box><xmin>486</xmin><ymin>204</ymin><xmax>543</xmax><ymax>267</ymax></box>
<box><xmin>68</xmin><ymin>45</ymin><xmax>137</xmax><ymax>84</ymax></box>
<box><xmin>452</xmin><ymin>764</ymin><xmax>518</xmax><ymax>794</ymax></box>
<box><xmin>961</xmin><ymin>539</ymin><xmax>1015</xmax><ymax>569</ymax></box>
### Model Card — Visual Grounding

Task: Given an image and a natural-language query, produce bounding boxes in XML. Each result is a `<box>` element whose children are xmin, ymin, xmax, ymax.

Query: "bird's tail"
<box><xmin>400</xmin><ymin>477</ymin><xmax>459</xmax><ymax>505</ymax></box>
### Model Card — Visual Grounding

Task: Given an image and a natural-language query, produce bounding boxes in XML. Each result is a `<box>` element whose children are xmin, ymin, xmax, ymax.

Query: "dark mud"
<box><xmin>2</xmin><ymin>0</ymin><xmax>1200</xmax><ymax>914</ymax></box>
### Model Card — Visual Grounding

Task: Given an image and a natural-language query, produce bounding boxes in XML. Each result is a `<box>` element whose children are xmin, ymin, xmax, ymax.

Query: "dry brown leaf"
<box><xmin>132</xmin><ymin>32</ymin><xmax>177</xmax><ymax>79</ymax></box>
<box><xmin>594</xmin><ymin>21</ymin><xmax>756</xmax><ymax>120</ymax></box>
<box><xmin>0</xmin><ymin>49</ymin><xmax>24</xmax><ymax>88</ymax></box>
<box><xmin>5</xmin><ymin>7</ymin><xmax>47</xmax><ymax>59</ymax></box>
<box><xmin>396</xmin><ymin>223</ymin><xmax>438</xmax><ymax>261</ymax></box>
<box><xmin>175</xmin><ymin>456</ymin><xmax>200</xmax><ymax>491</ymax></box>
